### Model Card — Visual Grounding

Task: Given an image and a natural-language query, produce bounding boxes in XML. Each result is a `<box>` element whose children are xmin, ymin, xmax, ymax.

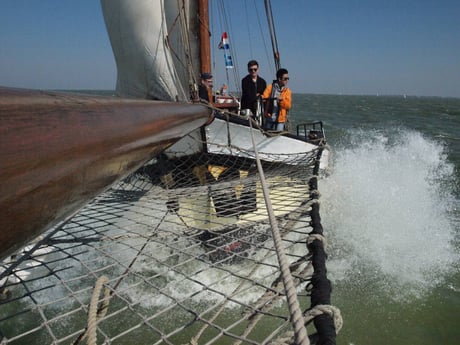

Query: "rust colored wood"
<box><xmin>0</xmin><ymin>87</ymin><xmax>211</xmax><ymax>260</ymax></box>
<box><xmin>199</xmin><ymin>0</ymin><xmax>211</xmax><ymax>74</ymax></box>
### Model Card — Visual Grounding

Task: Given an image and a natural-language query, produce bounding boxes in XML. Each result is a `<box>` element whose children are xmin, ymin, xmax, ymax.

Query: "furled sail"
<box><xmin>101</xmin><ymin>0</ymin><xmax>201</xmax><ymax>101</ymax></box>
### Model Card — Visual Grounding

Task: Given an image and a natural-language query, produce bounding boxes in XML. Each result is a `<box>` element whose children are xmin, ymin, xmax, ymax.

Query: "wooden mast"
<box><xmin>198</xmin><ymin>0</ymin><xmax>211</xmax><ymax>74</ymax></box>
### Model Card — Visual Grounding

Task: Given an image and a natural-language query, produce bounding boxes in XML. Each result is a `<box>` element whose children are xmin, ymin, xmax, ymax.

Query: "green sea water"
<box><xmin>290</xmin><ymin>94</ymin><xmax>460</xmax><ymax>344</ymax></box>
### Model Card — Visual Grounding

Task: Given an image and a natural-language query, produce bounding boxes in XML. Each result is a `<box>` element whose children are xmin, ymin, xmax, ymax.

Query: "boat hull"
<box><xmin>0</xmin><ymin>87</ymin><xmax>211</xmax><ymax>259</ymax></box>
<box><xmin>165</xmin><ymin>113</ymin><xmax>329</xmax><ymax>169</ymax></box>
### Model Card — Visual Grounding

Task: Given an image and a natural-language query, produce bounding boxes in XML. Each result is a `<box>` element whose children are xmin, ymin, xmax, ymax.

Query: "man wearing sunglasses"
<box><xmin>241</xmin><ymin>60</ymin><xmax>267</xmax><ymax>117</ymax></box>
<box><xmin>262</xmin><ymin>68</ymin><xmax>291</xmax><ymax>131</ymax></box>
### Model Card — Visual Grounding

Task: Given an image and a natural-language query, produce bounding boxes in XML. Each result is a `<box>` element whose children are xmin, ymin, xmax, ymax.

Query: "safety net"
<box><xmin>0</xmin><ymin>126</ymin><xmax>340</xmax><ymax>345</ymax></box>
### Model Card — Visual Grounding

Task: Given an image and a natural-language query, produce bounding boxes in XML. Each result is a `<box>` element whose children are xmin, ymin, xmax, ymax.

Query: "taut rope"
<box><xmin>248</xmin><ymin>120</ymin><xmax>310</xmax><ymax>345</ymax></box>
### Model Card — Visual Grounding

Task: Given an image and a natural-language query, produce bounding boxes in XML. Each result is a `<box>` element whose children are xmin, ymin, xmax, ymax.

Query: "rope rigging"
<box><xmin>264</xmin><ymin>0</ymin><xmax>281</xmax><ymax>71</ymax></box>
<box><xmin>248</xmin><ymin>117</ymin><xmax>310</xmax><ymax>345</ymax></box>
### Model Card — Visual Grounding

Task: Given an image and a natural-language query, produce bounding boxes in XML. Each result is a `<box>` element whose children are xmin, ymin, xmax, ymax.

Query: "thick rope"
<box><xmin>237</xmin><ymin>253</ymin><xmax>316</xmax><ymax>344</ymax></box>
<box><xmin>304</xmin><ymin>305</ymin><xmax>343</xmax><ymax>333</ymax></box>
<box><xmin>72</xmin><ymin>276</ymin><xmax>110</xmax><ymax>345</ymax></box>
<box><xmin>87</xmin><ymin>276</ymin><xmax>110</xmax><ymax>345</ymax></box>
<box><xmin>268</xmin><ymin>305</ymin><xmax>342</xmax><ymax>345</ymax></box>
<box><xmin>307</xmin><ymin>233</ymin><xmax>327</xmax><ymax>251</ymax></box>
<box><xmin>248</xmin><ymin>120</ymin><xmax>310</xmax><ymax>345</ymax></box>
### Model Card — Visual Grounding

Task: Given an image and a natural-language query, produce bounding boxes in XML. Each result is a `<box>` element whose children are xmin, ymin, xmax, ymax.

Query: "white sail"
<box><xmin>101</xmin><ymin>0</ymin><xmax>200</xmax><ymax>101</ymax></box>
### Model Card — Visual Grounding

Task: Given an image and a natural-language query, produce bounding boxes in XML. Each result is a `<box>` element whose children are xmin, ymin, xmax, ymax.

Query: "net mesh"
<box><xmin>0</xmin><ymin>131</ymin><xmax>334</xmax><ymax>345</ymax></box>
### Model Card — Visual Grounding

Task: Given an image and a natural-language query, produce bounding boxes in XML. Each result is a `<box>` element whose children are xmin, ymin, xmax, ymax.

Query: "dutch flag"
<box><xmin>219</xmin><ymin>32</ymin><xmax>233</xmax><ymax>68</ymax></box>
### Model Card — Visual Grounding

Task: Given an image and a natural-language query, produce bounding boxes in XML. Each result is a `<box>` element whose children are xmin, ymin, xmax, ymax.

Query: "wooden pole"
<box><xmin>199</xmin><ymin>0</ymin><xmax>211</xmax><ymax>74</ymax></box>
<box><xmin>0</xmin><ymin>87</ymin><xmax>211</xmax><ymax>259</ymax></box>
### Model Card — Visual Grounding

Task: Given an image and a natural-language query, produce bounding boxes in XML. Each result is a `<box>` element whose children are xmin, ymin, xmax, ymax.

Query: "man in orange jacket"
<box><xmin>262</xmin><ymin>68</ymin><xmax>291</xmax><ymax>131</ymax></box>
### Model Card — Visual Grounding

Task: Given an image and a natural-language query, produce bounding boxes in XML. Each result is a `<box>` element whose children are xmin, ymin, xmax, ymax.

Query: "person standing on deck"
<box><xmin>262</xmin><ymin>68</ymin><xmax>291</xmax><ymax>131</ymax></box>
<box><xmin>199</xmin><ymin>72</ymin><xmax>213</xmax><ymax>103</ymax></box>
<box><xmin>241</xmin><ymin>60</ymin><xmax>267</xmax><ymax>117</ymax></box>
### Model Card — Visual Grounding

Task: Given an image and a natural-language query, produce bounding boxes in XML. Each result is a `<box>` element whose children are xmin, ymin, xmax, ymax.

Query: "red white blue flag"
<box><xmin>219</xmin><ymin>32</ymin><xmax>233</xmax><ymax>69</ymax></box>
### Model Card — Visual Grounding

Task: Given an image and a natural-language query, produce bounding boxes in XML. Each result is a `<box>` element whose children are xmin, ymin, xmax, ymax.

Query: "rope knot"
<box><xmin>304</xmin><ymin>304</ymin><xmax>343</xmax><ymax>334</ymax></box>
<box><xmin>307</xmin><ymin>233</ymin><xmax>327</xmax><ymax>251</ymax></box>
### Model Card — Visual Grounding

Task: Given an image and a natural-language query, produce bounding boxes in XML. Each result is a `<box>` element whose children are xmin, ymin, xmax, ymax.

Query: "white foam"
<box><xmin>322</xmin><ymin>129</ymin><xmax>459</xmax><ymax>297</ymax></box>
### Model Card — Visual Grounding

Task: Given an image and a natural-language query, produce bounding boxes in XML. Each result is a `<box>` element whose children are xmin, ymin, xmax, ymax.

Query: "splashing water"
<box><xmin>322</xmin><ymin>129</ymin><xmax>459</xmax><ymax>298</ymax></box>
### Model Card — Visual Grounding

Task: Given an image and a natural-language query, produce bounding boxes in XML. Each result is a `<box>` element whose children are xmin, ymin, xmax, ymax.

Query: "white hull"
<box><xmin>165</xmin><ymin>116</ymin><xmax>329</xmax><ymax>169</ymax></box>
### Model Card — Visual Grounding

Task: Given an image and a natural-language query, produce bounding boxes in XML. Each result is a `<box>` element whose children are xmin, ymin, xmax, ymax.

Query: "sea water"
<box><xmin>290</xmin><ymin>94</ymin><xmax>460</xmax><ymax>345</ymax></box>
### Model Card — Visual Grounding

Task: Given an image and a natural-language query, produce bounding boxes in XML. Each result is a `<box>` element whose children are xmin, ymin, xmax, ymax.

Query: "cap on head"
<box><xmin>201</xmin><ymin>72</ymin><xmax>212</xmax><ymax>80</ymax></box>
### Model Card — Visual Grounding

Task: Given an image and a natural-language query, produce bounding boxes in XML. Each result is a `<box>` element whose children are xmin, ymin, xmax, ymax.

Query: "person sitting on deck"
<box><xmin>198</xmin><ymin>72</ymin><xmax>213</xmax><ymax>103</ymax></box>
<box><xmin>262</xmin><ymin>68</ymin><xmax>291</xmax><ymax>131</ymax></box>
<box><xmin>241</xmin><ymin>60</ymin><xmax>267</xmax><ymax>118</ymax></box>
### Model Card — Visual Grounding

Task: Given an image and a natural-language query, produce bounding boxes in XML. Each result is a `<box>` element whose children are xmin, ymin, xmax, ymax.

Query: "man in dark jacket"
<box><xmin>240</xmin><ymin>60</ymin><xmax>266</xmax><ymax>116</ymax></box>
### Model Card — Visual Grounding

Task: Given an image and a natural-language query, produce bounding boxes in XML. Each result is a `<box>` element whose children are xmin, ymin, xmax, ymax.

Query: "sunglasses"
<box><xmin>282</xmin><ymin>77</ymin><xmax>289</xmax><ymax>81</ymax></box>
<box><xmin>249</xmin><ymin>68</ymin><xmax>258</xmax><ymax>72</ymax></box>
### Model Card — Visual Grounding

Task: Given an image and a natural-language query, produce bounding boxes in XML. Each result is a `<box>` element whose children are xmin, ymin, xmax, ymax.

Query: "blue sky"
<box><xmin>1</xmin><ymin>0</ymin><xmax>459</xmax><ymax>98</ymax></box>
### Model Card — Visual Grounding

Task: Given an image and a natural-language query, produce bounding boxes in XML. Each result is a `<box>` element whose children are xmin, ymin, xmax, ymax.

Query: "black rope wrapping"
<box><xmin>309</xmin><ymin>201</ymin><xmax>323</xmax><ymax>235</ymax></box>
<box><xmin>308</xmin><ymin>241</ymin><xmax>336</xmax><ymax>345</ymax></box>
<box><xmin>306</xmin><ymin>147</ymin><xmax>338</xmax><ymax>345</ymax></box>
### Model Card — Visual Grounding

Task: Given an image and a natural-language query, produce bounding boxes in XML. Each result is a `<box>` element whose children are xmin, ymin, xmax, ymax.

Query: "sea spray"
<box><xmin>322</xmin><ymin>129</ymin><xmax>459</xmax><ymax>299</ymax></box>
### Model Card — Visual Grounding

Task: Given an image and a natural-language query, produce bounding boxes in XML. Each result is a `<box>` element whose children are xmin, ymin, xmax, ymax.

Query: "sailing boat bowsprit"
<box><xmin>0</xmin><ymin>1</ymin><xmax>339</xmax><ymax>344</ymax></box>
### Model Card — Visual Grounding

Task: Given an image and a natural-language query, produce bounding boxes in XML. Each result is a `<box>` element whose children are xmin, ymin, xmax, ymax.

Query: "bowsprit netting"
<box><xmin>0</xmin><ymin>132</ymin><xmax>340</xmax><ymax>344</ymax></box>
